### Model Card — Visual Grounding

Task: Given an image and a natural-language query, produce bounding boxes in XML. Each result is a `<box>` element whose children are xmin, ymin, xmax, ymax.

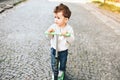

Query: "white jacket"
<box><xmin>46</xmin><ymin>24</ymin><xmax>74</xmax><ymax>51</ymax></box>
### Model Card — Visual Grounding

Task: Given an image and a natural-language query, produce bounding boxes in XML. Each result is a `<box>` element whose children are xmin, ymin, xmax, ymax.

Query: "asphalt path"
<box><xmin>0</xmin><ymin>0</ymin><xmax>120</xmax><ymax>80</ymax></box>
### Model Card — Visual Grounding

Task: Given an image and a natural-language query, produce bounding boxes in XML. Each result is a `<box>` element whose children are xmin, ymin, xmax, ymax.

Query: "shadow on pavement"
<box><xmin>65</xmin><ymin>73</ymin><xmax>86</xmax><ymax>80</ymax></box>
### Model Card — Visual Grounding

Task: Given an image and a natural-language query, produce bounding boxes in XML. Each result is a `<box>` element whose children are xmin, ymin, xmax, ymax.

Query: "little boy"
<box><xmin>46</xmin><ymin>3</ymin><xmax>74</xmax><ymax>79</ymax></box>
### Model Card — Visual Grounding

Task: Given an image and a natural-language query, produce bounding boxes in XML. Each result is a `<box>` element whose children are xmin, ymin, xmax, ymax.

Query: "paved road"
<box><xmin>0</xmin><ymin>0</ymin><xmax>120</xmax><ymax>80</ymax></box>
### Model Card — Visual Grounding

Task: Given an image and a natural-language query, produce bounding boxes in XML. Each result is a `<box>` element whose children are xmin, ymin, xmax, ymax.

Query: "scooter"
<box><xmin>45</xmin><ymin>32</ymin><xmax>70</xmax><ymax>80</ymax></box>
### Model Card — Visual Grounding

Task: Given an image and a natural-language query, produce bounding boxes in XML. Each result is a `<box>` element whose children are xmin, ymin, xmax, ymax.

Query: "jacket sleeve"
<box><xmin>45</xmin><ymin>24</ymin><xmax>55</xmax><ymax>38</ymax></box>
<box><xmin>66</xmin><ymin>27</ymin><xmax>74</xmax><ymax>45</ymax></box>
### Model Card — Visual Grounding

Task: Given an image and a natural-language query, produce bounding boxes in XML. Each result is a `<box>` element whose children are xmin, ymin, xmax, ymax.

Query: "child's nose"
<box><xmin>54</xmin><ymin>18</ymin><xmax>57</xmax><ymax>23</ymax></box>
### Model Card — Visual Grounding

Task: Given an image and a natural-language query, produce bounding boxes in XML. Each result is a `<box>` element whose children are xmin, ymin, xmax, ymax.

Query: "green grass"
<box><xmin>92</xmin><ymin>1</ymin><xmax>120</xmax><ymax>13</ymax></box>
<box><xmin>92</xmin><ymin>1</ymin><xmax>102</xmax><ymax>4</ymax></box>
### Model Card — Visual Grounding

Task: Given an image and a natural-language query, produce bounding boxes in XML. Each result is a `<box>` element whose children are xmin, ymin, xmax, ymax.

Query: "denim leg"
<box><xmin>51</xmin><ymin>48</ymin><xmax>56</xmax><ymax>72</ymax></box>
<box><xmin>59</xmin><ymin>49</ymin><xmax>68</xmax><ymax>71</ymax></box>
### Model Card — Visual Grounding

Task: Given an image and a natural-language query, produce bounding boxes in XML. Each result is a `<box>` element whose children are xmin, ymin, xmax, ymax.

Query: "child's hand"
<box><xmin>61</xmin><ymin>31</ymin><xmax>68</xmax><ymax>37</ymax></box>
<box><xmin>48</xmin><ymin>28</ymin><xmax>55</xmax><ymax>33</ymax></box>
<box><xmin>48</xmin><ymin>28</ymin><xmax>55</xmax><ymax>39</ymax></box>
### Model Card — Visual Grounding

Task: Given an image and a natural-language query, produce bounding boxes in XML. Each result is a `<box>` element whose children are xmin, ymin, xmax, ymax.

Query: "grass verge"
<box><xmin>92</xmin><ymin>1</ymin><xmax>120</xmax><ymax>13</ymax></box>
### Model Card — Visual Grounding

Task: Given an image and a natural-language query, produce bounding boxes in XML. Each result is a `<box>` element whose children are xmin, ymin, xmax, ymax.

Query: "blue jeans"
<box><xmin>51</xmin><ymin>48</ymin><xmax>68</xmax><ymax>72</ymax></box>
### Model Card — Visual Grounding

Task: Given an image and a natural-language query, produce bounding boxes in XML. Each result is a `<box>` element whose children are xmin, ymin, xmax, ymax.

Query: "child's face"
<box><xmin>54</xmin><ymin>12</ymin><xmax>68</xmax><ymax>27</ymax></box>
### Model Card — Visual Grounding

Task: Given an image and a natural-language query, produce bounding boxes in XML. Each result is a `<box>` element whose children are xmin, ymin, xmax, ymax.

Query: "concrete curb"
<box><xmin>0</xmin><ymin>4</ymin><xmax>13</xmax><ymax>13</ymax></box>
<box><xmin>0</xmin><ymin>0</ymin><xmax>26</xmax><ymax>13</ymax></box>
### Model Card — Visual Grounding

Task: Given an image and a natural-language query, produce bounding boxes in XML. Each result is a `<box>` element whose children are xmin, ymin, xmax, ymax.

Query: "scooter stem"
<box><xmin>55</xmin><ymin>34</ymin><xmax>58</xmax><ymax>58</ymax></box>
<box><xmin>54</xmin><ymin>34</ymin><xmax>59</xmax><ymax>80</ymax></box>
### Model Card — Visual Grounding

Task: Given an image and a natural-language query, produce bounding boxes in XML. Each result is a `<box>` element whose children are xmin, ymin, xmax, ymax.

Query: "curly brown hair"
<box><xmin>54</xmin><ymin>3</ymin><xmax>71</xmax><ymax>19</ymax></box>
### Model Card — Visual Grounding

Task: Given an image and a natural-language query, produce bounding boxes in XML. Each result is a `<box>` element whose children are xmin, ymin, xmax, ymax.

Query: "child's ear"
<box><xmin>65</xmin><ymin>18</ymin><xmax>69</xmax><ymax>23</ymax></box>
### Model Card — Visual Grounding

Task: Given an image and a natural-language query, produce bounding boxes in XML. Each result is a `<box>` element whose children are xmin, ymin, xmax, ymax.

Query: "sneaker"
<box><xmin>58</xmin><ymin>71</ymin><xmax>63</xmax><ymax>77</ymax></box>
<box><xmin>52</xmin><ymin>73</ymin><xmax>54</xmax><ymax>80</ymax></box>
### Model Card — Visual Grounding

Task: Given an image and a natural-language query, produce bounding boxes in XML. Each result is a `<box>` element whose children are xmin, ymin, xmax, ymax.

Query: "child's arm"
<box><xmin>64</xmin><ymin>27</ymin><xmax>74</xmax><ymax>45</ymax></box>
<box><xmin>45</xmin><ymin>25</ymin><xmax>55</xmax><ymax>39</ymax></box>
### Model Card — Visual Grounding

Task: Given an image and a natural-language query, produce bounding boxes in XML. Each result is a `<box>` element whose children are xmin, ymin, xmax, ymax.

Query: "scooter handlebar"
<box><xmin>45</xmin><ymin>32</ymin><xmax>71</xmax><ymax>37</ymax></box>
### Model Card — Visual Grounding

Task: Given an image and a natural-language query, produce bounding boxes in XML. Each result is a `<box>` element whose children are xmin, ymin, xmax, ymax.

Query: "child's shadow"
<box><xmin>65</xmin><ymin>74</ymin><xmax>86</xmax><ymax>80</ymax></box>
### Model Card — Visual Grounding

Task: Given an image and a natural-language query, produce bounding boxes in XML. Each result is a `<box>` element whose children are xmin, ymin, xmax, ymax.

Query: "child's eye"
<box><xmin>54</xmin><ymin>16</ymin><xmax>57</xmax><ymax>18</ymax></box>
<box><xmin>54</xmin><ymin>16</ymin><xmax>60</xmax><ymax>19</ymax></box>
